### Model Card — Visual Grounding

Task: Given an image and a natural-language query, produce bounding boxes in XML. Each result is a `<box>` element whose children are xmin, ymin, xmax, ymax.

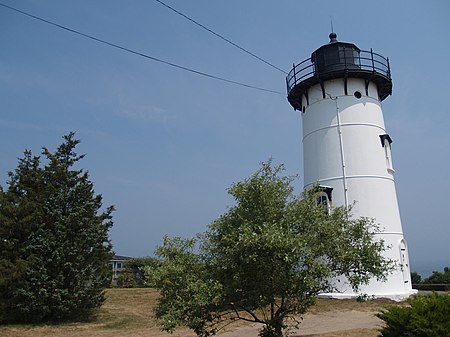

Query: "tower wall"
<box><xmin>301</xmin><ymin>78</ymin><xmax>415</xmax><ymax>299</ymax></box>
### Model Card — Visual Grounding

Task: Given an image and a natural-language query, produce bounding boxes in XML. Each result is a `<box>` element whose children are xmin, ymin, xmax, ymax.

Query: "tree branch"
<box><xmin>231</xmin><ymin>303</ymin><xmax>264</xmax><ymax>324</ymax></box>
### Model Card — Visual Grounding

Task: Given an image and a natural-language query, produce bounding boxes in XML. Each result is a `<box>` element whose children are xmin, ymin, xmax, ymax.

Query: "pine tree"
<box><xmin>0</xmin><ymin>133</ymin><xmax>114</xmax><ymax>323</ymax></box>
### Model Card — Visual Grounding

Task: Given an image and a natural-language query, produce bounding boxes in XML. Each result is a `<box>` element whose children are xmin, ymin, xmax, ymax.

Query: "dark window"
<box><xmin>324</xmin><ymin>45</ymin><xmax>340</xmax><ymax>66</ymax></box>
<box><xmin>339</xmin><ymin>46</ymin><xmax>360</xmax><ymax>67</ymax></box>
<box><xmin>379</xmin><ymin>134</ymin><xmax>394</xmax><ymax>171</ymax></box>
<box><xmin>317</xmin><ymin>195</ymin><xmax>328</xmax><ymax>207</ymax></box>
<box><xmin>316</xmin><ymin>191</ymin><xmax>331</xmax><ymax>214</ymax></box>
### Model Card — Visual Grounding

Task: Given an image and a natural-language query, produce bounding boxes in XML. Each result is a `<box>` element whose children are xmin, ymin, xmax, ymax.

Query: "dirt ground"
<box><xmin>0</xmin><ymin>288</ymin><xmax>398</xmax><ymax>337</ymax></box>
<box><xmin>218</xmin><ymin>309</ymin><xmax>383</xmax><ymax>337</ymax></box>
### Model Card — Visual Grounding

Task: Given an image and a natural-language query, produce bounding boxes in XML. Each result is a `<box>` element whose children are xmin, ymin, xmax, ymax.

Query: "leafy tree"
<box><xmin>0</xmin><ymin>133</ymin><xmax>114</xmax><ymax>323</ymax></box>
<box><xmin>377</xmin><ymin>293</ymin><xmax>450</xmax><ymax>337</ymax></box>
<box><xmin>116</xmin><ymin>270</ymin><xmax>137</xmax><ymax>288</ymax></box>
<box><xmin>123</xmin><ymin>257</ymin><xmax>161</xmax><ymax>287</ymax></box>
<box><xmin>423</xmin><ymin>267</ymin><xmax>450</xmax><ymax>284</ymax></box>
<box><xmin>114</xmin><ymin>257</ymin><xmax>161</xmax><ymax>288</ymax></box>
<box><xmin>410</xmin><ymin>271</ymin><xmax>422</xmax><ymax>284</ymax></box>
<box><xmin>152</xmin><ymin>160</ymin><xmax>392</xmax><ymax>337</ymax></box>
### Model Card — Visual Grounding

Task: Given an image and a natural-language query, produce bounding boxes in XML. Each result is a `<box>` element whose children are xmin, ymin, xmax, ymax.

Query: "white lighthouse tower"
<box><xmin>286</xmin><ymin>33</ymin><xmax>416</xmax><ymax>300</ymax></box>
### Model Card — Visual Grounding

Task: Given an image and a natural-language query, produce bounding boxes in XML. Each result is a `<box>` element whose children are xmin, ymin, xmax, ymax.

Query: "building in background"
<box><xmin>110</xmin><ymin>254</ymin><xmax>132</xmax><ymax>286</ymax></box>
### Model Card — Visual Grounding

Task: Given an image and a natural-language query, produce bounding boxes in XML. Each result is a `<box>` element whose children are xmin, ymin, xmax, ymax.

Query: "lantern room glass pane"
<box><xmin>323</xmin><ymin>45</ymin><xmax>339</xmax><ymax>66</ymax></box>
<box><xmin>339</xmin><ymin>46</ymin><xmax>360</xmax><ymax>67</ymax></box>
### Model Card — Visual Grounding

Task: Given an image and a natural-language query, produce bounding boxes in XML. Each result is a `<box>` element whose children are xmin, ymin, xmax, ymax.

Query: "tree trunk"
<box><xmin>259</xmin><ymin>319</ymin><xmax>284</xmax><ymax>337</ymax></box>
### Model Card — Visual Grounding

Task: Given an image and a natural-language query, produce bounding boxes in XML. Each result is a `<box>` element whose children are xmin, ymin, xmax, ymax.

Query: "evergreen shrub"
<box><xmin>377</xmin><ymin>293</ymin><xmax>450</xmax><ymax>337</ymax></box>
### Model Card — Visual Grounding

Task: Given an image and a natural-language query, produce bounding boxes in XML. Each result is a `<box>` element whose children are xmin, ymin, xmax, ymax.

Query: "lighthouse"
<box><xmin>286</xmin><ymin>33</ymin><xmax>416</xmax><ymax>300</ymax></box>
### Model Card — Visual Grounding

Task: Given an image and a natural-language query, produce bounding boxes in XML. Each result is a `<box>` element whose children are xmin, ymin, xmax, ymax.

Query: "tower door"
<box><xmin>399</xmin><ymin>239</ymin><xmax>411</xmax><ymax>289</ymax></box>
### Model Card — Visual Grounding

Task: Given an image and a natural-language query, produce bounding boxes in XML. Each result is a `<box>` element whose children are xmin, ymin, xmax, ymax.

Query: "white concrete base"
<box><xmin>319</xmin><ymin>289</ymin><xmax>418</xmax><ymax>302</ymax></box>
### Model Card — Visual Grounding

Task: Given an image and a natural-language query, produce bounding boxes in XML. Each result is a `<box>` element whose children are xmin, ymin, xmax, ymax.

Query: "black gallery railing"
<box><xmin>286</xmin><ymin>49</ymin><xmax>391</xmax><ymax>94</ymax></box>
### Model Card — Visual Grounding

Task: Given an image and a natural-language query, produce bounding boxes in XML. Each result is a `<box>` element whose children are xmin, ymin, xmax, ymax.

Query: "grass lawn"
<box><xmin>0</xmin><ymin>288</ymin><xmax>403</xmax><ymax>337</ymax></box>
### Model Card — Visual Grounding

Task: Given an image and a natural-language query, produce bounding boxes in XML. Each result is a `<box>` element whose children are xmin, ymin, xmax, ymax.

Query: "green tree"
<box><xmin>152</xmin><ymin>160</ymin><xmax>392</xmax><ymax>337</ymax></box>
<box><xmin>423</xmin><ymin>267</ymin><xmax>450</xmax><ymax>284</ymax></box>
<box><xmin>0</xmin><ymin>133</ymin><xmax>114</xmax><ymax>323</ymax></box>
<box><xmin>122</xmin><ymin>257</ymin><xmax>161</xmax><ymax>287</ymax></box>
<box><xmin>410</xmin><ymin>271</ymin><xmax>422</xmax><ymax>284</ymax></box>
<box><xmin>116</xmin><ymin>270</ymin><xmax>137</xmax><ymax>288</ymax></box>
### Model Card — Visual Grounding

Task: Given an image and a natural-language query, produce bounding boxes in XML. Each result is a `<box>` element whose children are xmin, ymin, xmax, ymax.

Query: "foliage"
<box><xmin>377</xmin><ymin>293</ymin><xmax>450</xmax><ymax>337</ymax></box>
<box><xmin>122</xmin><ymin>257</ymin><xmax>161</xmax><ymax>287</ymax></box>
<box><xmin>152</xmin><ymin>160</ymin><xmax>392</xmax><ymax>337</ymax></box>
<box><xmin>410</xmin><ymin>271</ymin><xmax>422</xmax><ymax>284</ymax></box>
<box><xmin>423</xmin><ymin>267</ymin><xmax>450</xmax><ymax>284</ymax></box>
<box><xmin>153</xmin><ymin>237</ymin><xmax>223</xmax><ymax>336</ymax></box>
<box><xmin>116</xmin><ymin>270</ymin><xmax>137</xmax><ymax>288</ymax></box>
<box><xmin>0</xmin><ymin>133</ymin><xmax>114</xmax><ymax>323</ymax></box>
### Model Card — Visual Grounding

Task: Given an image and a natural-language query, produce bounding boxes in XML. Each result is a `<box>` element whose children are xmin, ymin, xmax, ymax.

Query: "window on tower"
<box><xmin>316</xmin><ymin>193</ymin><xmax>330</xmax><ymax>214</ymax></box>
<box><xmin>316</xmin><ymin>186</ymin><xmax>333</xmax><ymax>214</ymax></box>
<box><xmin>380</xmin><ymin>134</ymin><xmax>394</xmax><ymax>172</ymax></box>
<box><xmin>317</xmin><ymin>194</ymin><xmax>328</xmax><ymax>206</ymax></box>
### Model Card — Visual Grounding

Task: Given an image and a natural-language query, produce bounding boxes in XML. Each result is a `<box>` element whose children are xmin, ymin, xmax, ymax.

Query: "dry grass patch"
<box><xmin>309</xmin><ymin>297</ymin><xmax>402</xmax><ymax>314</ymax></box>
<box><xmin>0</xmin><ymin>288</ymin><xmax>194</xmax><ymax>337</ymax></box>
<box><xmin>300</xmin><ymin>329</ymin><xmax>380</xmax><ymax>337</ymax></box>
<box><xmin>0</xmin><ymin>288</ymin><xmax>408</xmax><ymax>337</ymax></box>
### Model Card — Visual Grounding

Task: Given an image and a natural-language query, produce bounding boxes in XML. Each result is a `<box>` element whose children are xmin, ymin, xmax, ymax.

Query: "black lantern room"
<box><xmin>286</xmin><ymin>33</ymin><xmax>393</xmax><ymax>111</ymax></box>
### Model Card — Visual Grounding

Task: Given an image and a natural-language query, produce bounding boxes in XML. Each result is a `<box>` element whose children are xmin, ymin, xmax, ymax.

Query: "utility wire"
<box><xmin>154</xmin><ymin>0</ymin><xmax>287</xmax><ymax>74</ymax></box>
<box><xmin>0</xmin><ymin>2</ymin><xmax>283</xmax><ymax>95</ymax></box>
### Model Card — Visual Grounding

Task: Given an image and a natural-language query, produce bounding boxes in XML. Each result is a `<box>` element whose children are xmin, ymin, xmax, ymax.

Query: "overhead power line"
<box><xmin>154</xmin><ymin>0</ymin><xmax>287</xmax><ymax>75</ymax></box>
<box><xmin>0</xmin><ymin>2</ymin><xmax>283</xmax><ymax>95</ymax></box>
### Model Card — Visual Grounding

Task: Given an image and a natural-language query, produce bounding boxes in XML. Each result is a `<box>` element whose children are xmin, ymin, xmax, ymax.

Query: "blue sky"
<box><xmin>1</xmin><ymin>0</ymin><xmax>448</xmax><ymax>277</ymax></box>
